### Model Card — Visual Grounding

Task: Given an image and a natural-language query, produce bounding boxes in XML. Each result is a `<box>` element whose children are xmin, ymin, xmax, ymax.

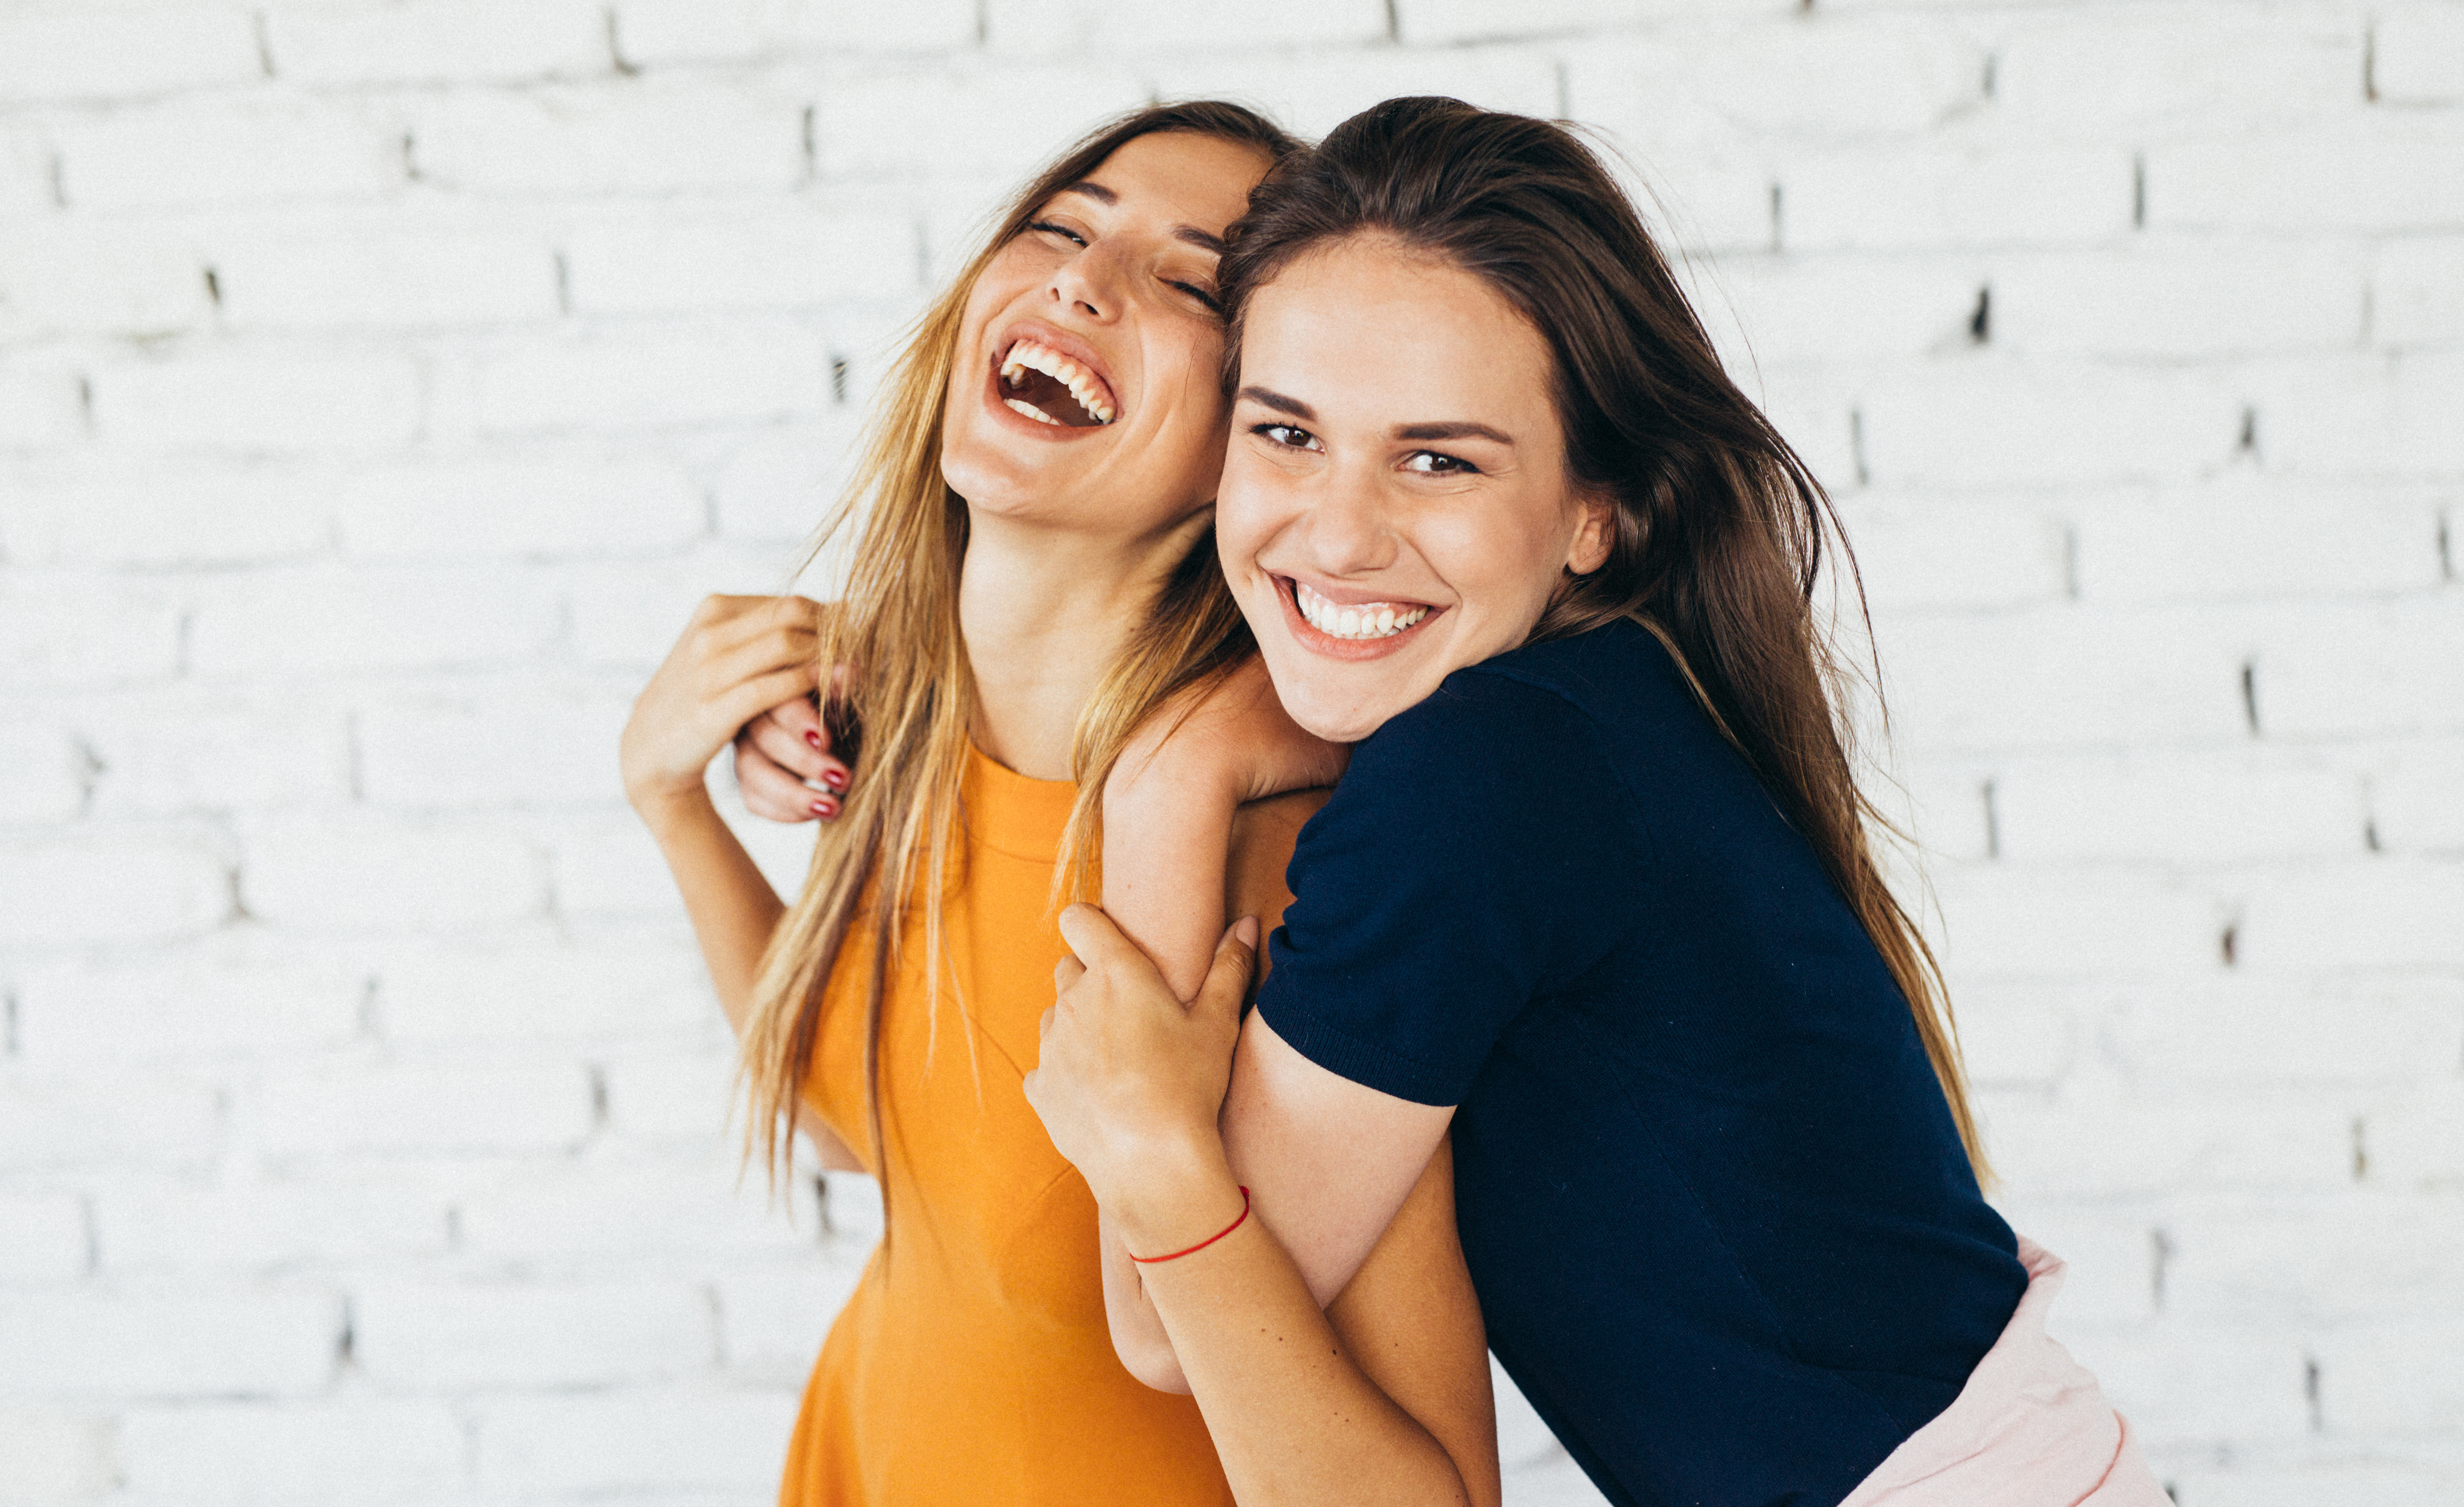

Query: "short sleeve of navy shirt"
<box><xmin>1254</xmin><ymin>619</ymin><xmax>2028</xmax><ymax>1507</ymax></box>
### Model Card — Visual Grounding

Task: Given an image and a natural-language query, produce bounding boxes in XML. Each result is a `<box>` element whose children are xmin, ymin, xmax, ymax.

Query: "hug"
<box><xmin>623</xmin><ymin>94</ymin><xmax>2165</xmax><ymax>1506</ymax></box>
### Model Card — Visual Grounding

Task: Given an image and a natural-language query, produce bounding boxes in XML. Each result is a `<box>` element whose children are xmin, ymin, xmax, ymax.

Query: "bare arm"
<box><xmin>1025</xmin><ymin>914</ymin><xmax>1498</xmax><ymax>1507</ymax></box>
<box><xmin>620</xmin><ymin>593</ymin><xmax>859</xmax><ymax>1170</ymax></box>
<box><xmin>1096</xmin><ymin>656</ymin><xmax>1346</xmax><ymax>1382</ymax></box>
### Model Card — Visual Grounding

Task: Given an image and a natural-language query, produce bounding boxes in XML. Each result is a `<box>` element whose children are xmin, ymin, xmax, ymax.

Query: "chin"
<box><xmin>1262</xmin><ymin>664</ymin><xmax>1404</xmax><ymax>745</ymax></box>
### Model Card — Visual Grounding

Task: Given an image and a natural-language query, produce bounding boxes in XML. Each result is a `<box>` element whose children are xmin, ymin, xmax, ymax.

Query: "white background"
<box><xmin>1</xmin><ymin>1</ymin><xmax>2460</xmax><ymax>1503</ymax></box>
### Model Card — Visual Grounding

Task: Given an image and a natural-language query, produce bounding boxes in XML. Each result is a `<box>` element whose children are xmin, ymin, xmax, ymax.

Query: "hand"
<box><xmin>1023</xmin><ymin>905</ymin><xmax>1259</xmax><ymax>1252</ymax></box>
<box><xmin>732</xmin><ymin>687</ymin><xmax>854</xmax><ymax>823</ymax></box>
<box><xmin>620</xmin><ymin>595</ymin><xmax>839</xmax><ymax>822</ymax></box>
<box><xmin>1108</xmin><ymin>654</ymin><xmax>1347</xmax><ymax>819</ymax></box>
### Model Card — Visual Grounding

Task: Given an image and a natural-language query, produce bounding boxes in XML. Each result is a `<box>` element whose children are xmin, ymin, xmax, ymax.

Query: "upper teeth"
<box><xmin>999</xmin><ymin>339</ymin><xmax>1116</xmax><ymax>425</ymax></box>
<box><xmin>1295</xmin><ymin>581</ymin><xmax>1430</xmax><ymax>640</ymax></box>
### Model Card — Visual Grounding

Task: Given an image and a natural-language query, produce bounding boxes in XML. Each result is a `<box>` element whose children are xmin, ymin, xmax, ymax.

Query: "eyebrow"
<box><xmin>1396</xmin><ymin>421</ymin><xmax>1515</xmax><ymax>445</ymax></box>
<box><xmin>1058</xmin><ymin>181</ymin><xmax>1228</xmax><ymax>256</ymax></box>
<box><xmin>1238</xmin><ymin>385</ymin><xmax>1315</xmax><ymax>420</ymax></box>
<box><xmin>1238</xmin><ymin>387</ymin><xmax>1515</xmax><ymax>446</ymax></box>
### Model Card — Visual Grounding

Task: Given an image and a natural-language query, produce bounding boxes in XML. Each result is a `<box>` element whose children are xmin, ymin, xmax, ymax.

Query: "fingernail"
<box><xmin>1235</xmin><ymin>915</ymin><xmax>1259</xmax><ymax>947</ymax></box>
<box><xmin>804</xmin><ymin>729</ymin><xmax>824</xmax><ymax>750</ymax></box>
<box><xmin>821</xmin><ymin>767</ymin><xmax>848</xmax><ymax>792</ymax></box>
<box><xmin>811</xmin><ymin>797</ymin><xmax>838</xmax><ymax>818</ymax></box>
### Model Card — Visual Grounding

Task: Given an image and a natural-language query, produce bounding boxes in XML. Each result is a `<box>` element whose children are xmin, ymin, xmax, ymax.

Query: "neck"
<box><xmin>958</xmin><ymin>504</ymin><xmax>1212</xmax><ymax>781</ymax></box>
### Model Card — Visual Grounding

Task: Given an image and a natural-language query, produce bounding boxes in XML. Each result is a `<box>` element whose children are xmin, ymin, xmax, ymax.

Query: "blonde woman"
<box><xmin>617</xmin><ymin>104</ymin><xmax>1499</xmax><ymax>1505</ymax></box>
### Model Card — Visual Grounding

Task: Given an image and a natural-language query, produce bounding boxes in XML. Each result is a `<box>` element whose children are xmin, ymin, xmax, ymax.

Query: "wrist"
<box><xmin>1103</xmin><ymin>1135</ymin><xmax>1244</xmax><ymax>1259</ymax></box>
<box><xmin>629</xmin><ymin>780</ymin><xmax>719</xmax><ymax>841</ymax></box>
<box><xmin>1104</xmin><ymin>740</ymin><xmax>1245</xmax><ymax>824</ymax></box>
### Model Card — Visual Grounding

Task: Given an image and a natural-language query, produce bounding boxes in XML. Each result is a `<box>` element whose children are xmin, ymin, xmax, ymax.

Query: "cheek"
<box><xmin>1424</xmin><ymin>501</ymin><xmax>1563</xmax><ymax>621</ymax></box>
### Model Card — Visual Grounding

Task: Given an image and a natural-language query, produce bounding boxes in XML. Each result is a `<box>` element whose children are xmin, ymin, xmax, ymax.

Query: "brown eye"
<box><xmin>1256</xmin><ymin>423</ymin><xmax>1322</xmax><ymax>452</ymax></box>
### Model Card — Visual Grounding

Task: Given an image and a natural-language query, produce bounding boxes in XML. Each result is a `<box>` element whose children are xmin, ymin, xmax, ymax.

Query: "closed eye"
<box><xmin>1253</xmin><ymin>422</ymin><xmax>1323</xmax><ymax>452</ymax></box>
<box><xmin>1170</xmin><ymin>279</ymin><xmax>1222</xmax><ymax>312</ymax></box>
<box><xmin>1402</xmin><ymin>450</ymin><xmax>1480</xmax><ymax>475</ymax></box>
<box><xmin>1026</xmin><ymin>219</ymin><xmax>1086</xmax><ymax>247</ymax></box>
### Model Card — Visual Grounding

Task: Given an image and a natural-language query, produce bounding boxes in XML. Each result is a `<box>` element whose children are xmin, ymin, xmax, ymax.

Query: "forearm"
<box><xmin>1126</xmin><ymin>1153</ymin><xmax>1473</xmax><ymax>1507</ymax></box>
<box><xmin>1101</xmin><ymin>779</ymin><xmax>1237</xmax><ymax>1003</ymax></box>
<box><xmin>634</xmin><ymin>786</ymin><xmax>786</xmax><ymax>1039</ymax></box>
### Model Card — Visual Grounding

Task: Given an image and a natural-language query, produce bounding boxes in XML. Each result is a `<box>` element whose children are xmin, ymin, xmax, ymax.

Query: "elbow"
<box><xmin>1111</xmin><ymin>1329</ymin><xmax>1195</xmax><ymax>1395</ymax></box>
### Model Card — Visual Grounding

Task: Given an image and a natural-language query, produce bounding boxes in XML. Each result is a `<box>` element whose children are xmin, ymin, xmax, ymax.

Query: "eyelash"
<box><xmin>1253</xmin><ymin>425</ymin><xmax>1482</xmax><ymax>475</ymax></box>
<box><xmin>1026</xmin><ymin>221</ymin><xmax>1220</xmax><ymax>311</ymax></box>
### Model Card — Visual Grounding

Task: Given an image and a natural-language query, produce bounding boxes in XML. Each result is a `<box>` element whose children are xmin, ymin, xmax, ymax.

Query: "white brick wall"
<box><xmin>2</xmin><ymin>3</ymin><xmax>2457</xmax><ymax>1505</ymax></box>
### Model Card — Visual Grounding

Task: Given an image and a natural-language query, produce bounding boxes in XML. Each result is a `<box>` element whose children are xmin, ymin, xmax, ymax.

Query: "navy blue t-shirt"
<box><xmin>1254</xmin><ymin>618</ymin><xmax>2026</xmax><ymax>1507</ymax></box>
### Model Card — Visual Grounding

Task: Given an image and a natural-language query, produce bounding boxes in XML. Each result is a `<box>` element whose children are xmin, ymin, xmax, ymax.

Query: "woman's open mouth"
<box><xmin>992</xmin><ymin>336</ymin><xmax>1119</xmax><ymax>429</ymax></box>
<box><xmin>1276</xmin><ymin>575</ymin><xmax>1444</xmax><ymax>658</ymax></box>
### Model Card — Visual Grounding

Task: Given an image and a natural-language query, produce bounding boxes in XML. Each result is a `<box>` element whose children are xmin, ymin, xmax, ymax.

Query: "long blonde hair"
<box><xmin>739</xmin><ymin>102</ymin><xmax>1302</xmax><ymax>1185</ymax></box>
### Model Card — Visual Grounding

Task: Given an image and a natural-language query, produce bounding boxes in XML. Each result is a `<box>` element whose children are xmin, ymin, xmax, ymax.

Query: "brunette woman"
<box><xmin>619</xmin><ymin>103</ymin><xmax>1499</xmax><ymax>1506</ymax></box>
<box><xmin>1027</xmin><ymin>98</ymin><xmax>2166</xmax><ymax>1507</ymax></box>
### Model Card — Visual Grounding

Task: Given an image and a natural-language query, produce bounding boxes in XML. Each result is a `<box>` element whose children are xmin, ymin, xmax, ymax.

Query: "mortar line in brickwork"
<box><xmin>2362</xmin><ymin>23</ymin><xmax>2378</xmax><ymax>104</ymax></box>
<box><xmin>2</xmin><ymin>987</ymin><xmax>17</xmax><ymax>1056</ymax></box>
<box><xmin>605</xmin><ymin>6</ymin><xmax>639</xmax><ymax>77</ymax></box>
<box><xmin>2131</xmin><ymin>156</ymin><xmax>2145</xmax><ymax>231</ymax></box>
<box><xmin>72</xmin><ymin>738</ymin><xmax>104</xmax><ymax>815</ymax></box>
<box><xmin>975</xmin><ymin>0</ymin><xmax>989</xmax><ymax>47</ymax></box>
<box><xmin>2437</xmin><ymin>513</ymin><xmax>2453</xmax><ymax>581</ymax></box>
<box><xmin>1980</xmin><ymin>780</ymin><xmax>1999</xmax><ymax>860</ymax></box>
<box><xmin>252</xmin><ymin>11</ymin><xmax>275</xmax><ymax>79</ymax></box>
<box><xmin>1383</xmin><ymin>0</ymin><xmax>1400</xmax><ymax>44</ymax></box>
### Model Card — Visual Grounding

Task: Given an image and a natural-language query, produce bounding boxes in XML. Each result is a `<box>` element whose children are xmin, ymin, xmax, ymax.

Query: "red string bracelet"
<box><xmin>1128</xmin><ymin>1186</ymin><xmax>1251</xmax><ymax>1264</ymax></box>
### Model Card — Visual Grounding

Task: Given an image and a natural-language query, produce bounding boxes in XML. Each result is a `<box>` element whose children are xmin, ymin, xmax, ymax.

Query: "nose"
<box><xmin>1305</xmin><ymin>462</ymin><xmax>1396</xmax><ymax>576</ymax></box>
<box><xmin>1047</xmin><ymin>239</ymin><xmax>1123</xmax><ymax>323</ymax></box>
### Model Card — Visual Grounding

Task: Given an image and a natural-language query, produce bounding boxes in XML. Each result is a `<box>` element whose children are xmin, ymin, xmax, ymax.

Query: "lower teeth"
<box><xmin>1005</xmin><ymin>398</ymin><xmax>1060</xmax><ymax>426</ymax></box>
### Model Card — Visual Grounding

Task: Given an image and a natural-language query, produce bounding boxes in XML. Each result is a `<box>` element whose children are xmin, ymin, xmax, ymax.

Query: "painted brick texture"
<box><xmin>1</xmin><ymin>3</ymin><xmax>2457</xmax><ymax>1504</ymax></box>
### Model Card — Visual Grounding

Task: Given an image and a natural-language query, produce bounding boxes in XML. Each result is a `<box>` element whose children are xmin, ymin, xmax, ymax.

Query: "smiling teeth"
<box><xmin>1295</xmin><ymin>581</ymin><xmax>1429</xmax><ymax>640</ymax></box>
<box><xmin>999</xmin><ymin>338</ymin><xmax>1117</xmax><ymax>425</ymax></box>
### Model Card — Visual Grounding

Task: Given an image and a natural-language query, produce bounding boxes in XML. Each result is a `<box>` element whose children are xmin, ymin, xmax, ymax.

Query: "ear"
<box><xmin>1564</xmin><ymin>490</ymin><xmax>1615</xmax><ymax>577</ymax></box>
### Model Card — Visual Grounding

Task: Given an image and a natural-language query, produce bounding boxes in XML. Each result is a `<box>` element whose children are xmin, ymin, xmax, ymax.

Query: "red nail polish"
<box><xmin>804</xmin><ymin>729</ymin><xmax>824</xmax><ymax>750</ymax></box>
<box><xmin>811</xmin><ymin>797</ymin><xmax>838</xmax><ymax>818</ymax></box>
<box><xmin>822</xmin><ymin>768</ymin><xmax>848</xmax><ymax>792</ymax></box>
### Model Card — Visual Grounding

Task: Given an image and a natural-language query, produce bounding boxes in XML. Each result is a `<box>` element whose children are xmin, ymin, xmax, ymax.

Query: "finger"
<box><xmin>1055</xmin><ymin>902</ymin><xmax>1167</xmax><ymax>983</ymax></box>
<box><xmin>750</xmin><ymin>707</ymin><xmax>844</xmax><ymax>790</ymax></box>
<box><xmin>1191</xmin><ymin>916</ymin><xmax>1260</xmax><ymax>1030</ymax></box>
<box><xmin>712</xmin><ymin>664</ymin><xmax>822</xmax><ymax>739</ymax></box>
<box><xmin>734</xmin><ymin>735</ymin><xmax>833</xmax><ymax>822</ymax></box>
<box><xmin>711</xmin><ymin>624</ymin><xmax>821</xmax><ymax>689</ymax></box>
<box><xmin>714</xmin><ymin>594</ymin><xmax>822</xmax><ymax>646</ymax></box>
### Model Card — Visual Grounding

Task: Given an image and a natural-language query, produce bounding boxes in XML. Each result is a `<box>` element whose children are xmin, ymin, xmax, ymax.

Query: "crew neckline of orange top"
<box><xmin>963</xmin><ymin>742</ymin><xmax>1079</xmax><ymax>863</ymax></box>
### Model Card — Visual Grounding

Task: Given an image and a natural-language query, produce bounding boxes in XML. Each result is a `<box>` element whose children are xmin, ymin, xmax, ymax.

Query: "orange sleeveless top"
<box><xmin>779</xmin><ymin>747</ymin><xmax>1233</xmax><ymax>1506</ymax></box>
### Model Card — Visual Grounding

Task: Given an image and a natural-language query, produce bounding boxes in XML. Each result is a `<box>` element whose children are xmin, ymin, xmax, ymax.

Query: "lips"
<box><xmin>986</xmin><ymin>321</ymin><xmax>1122</xmax><ymax>434</ymax></box>
<box><xmin>1274</xmin><ymin>574</ymin><xmax>1444</xmax><ymax>660</ymax></box>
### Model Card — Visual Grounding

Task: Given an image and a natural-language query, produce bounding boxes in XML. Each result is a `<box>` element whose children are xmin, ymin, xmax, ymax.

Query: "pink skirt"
<box><xmin>1838</xmin><ymin>1237</ymin><xmax>2170</xmax><ymax>1507</ymax></box>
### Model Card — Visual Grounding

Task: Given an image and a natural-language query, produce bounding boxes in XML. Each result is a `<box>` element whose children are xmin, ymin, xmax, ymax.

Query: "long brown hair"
<box><xmin>1218</xmin><ymin>97</ymin><xmax>1990</xmax><ymax>1182</ymax></box>
<box><xmin>740</xmin><ymin>102</ymin><xmax>1302</xmax><ymax>1184</ymax></box>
